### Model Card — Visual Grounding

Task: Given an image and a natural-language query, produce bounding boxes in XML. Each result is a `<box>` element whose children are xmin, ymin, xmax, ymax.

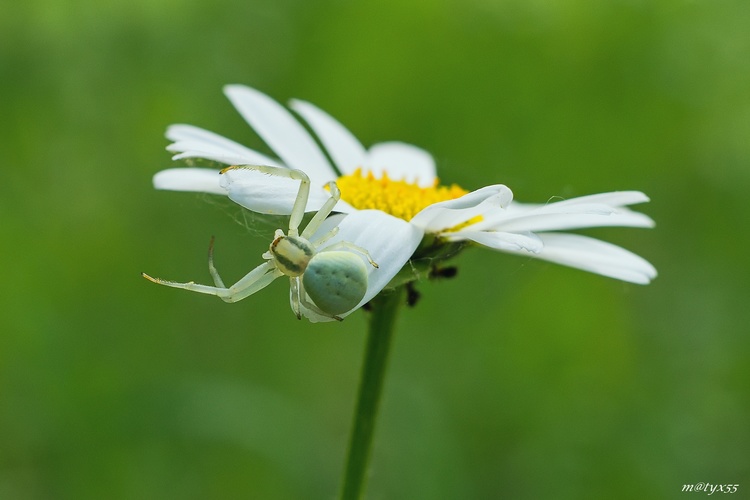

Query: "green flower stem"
<box><xmin>339</xmin><ymin>287</ymin><xmax>405</xmax><ymax>500</ymax></box>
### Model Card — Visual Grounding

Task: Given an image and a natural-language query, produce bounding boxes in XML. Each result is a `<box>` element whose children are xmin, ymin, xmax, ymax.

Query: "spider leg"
<box><xmin>310</xmin><ymin>226</ymin><xmax>339</xmax><ymax>247</ymax></box>
<box><xmin>221</xmin><ymin>165</ymin><xmax>311</xmax><ymax>237</ymax></box>
<box><xmin>207</xmin><ymin>236</ymin><xmax>226</xmax><ymax>288</ymax></box>
<box><xmin>142</xmin><ymin>261</ymin><xmax>282</xmax><ymax>303</ymax></box>
<box><xmin>301</xmin><ymin>181</ymin><xmax>341</xmax><ymax>240</ymax></box>
<box><xmin>321</xmin><ymin>241</ymin><xmax>379</xmax><ymax>268</ymax></box>
<box><xmin>289</xmin><ymin>276</ymin><xmax>302</xmax><ymax>319</ymax></box>
<box><xmin>207</xmin><ymin>236</ymin><xmax>279</xmax><ymax>303</ymax></box>
<box><xmin>298</xmin><ymin>283</ymin><xmax>344</xmax><ymax>322</ymax></box>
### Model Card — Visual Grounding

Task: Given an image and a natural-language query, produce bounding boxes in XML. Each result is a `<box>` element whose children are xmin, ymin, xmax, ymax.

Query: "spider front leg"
<box><xmin>207</xmin><ymin>236</ymin><xmax>226</xmax><ymax>289</ymax></box>
<box><xmin>301</xmin><ymin>181</ymin><xmax>341</xmax><ymax>239</ymax></box>
<box><xmin>205</xmin><ymin>236</ymin><xmax>280</xmax><ymax>303</ymax></box>
<box><xmin>221</xmin><ymin>165</ymin><xmax>311</xmax><ymax>237</ymax></box>
<box><xmin>142</xmin><ymin>260</ymin><xmax>282</xmax><ymax>303</ymax></box>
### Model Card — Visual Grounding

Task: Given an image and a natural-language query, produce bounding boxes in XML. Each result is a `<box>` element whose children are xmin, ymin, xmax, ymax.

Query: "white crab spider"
<box><xmin>142</xmin><ymin>165</ymin><xmax>379</xmax><ymax>321</ymax></box>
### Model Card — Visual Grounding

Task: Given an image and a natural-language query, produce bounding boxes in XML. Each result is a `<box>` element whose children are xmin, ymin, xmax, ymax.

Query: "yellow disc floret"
<box><xmin>335</xmin><ymin>168</ymin><xmax>468</xmax><ymax>221</ymax></box>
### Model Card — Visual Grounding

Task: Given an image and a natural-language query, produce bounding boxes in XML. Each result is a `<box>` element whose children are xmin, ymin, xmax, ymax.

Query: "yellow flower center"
<box><xmin>335</xmin><ymin>168</ymin><xmax>468</xmax><ymax>221</ymax></box>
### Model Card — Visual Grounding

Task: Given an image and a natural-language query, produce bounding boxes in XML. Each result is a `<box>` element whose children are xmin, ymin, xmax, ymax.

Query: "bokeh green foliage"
<box><xmin>1</xmin><ymin>0</ymin><xmax>749</xmax><ymax>498</ymax></box>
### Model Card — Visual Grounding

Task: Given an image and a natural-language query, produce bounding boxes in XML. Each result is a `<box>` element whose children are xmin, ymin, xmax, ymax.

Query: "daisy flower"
<box><xmin>153</xmin><ymin>85</ymin><xmax>656</xmax><ymax>321</ymax></box>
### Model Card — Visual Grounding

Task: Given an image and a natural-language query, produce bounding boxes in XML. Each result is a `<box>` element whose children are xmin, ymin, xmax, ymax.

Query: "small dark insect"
<box><xmin>430</xmin><ymin>265</ymin><xmax>458</xmax><ymax>279</ymax></box>
<box><xmin>406</xmin><ymin>282</ymin><xmax>421</xmax><ymax>307</ymax></box>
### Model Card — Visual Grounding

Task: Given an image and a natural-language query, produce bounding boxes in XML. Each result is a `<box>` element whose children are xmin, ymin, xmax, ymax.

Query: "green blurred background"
<box><xmin>2</xmin><ymin>0</ymin><xmax>749</xmax><ymax>498</ymax></box>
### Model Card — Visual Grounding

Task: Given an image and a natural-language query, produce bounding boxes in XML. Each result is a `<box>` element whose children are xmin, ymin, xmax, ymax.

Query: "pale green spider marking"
<box><xmin>142</xmin><ymin>165</ymin><xmax>378</xmax><ymax>321</ymax></box>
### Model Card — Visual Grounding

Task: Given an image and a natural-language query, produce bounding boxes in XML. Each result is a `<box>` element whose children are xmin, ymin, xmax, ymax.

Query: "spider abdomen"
<box><xmin>303</xmin><ymin>251</ymin><xmax>369</xmax><ymax>315</ymax></box>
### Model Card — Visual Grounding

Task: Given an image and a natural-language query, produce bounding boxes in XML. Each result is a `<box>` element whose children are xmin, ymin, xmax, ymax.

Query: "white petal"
<box><xmin>511</xmin><ymin>202</ymin><xmax>618</xmax><ymax>217</ymax></box>
<box><xmin>484</xmin><ymin>190</ymin><xmax>655</xmax><ymax>232</ymax></box>
<box><xmin>506</xmin><ymin>191</ymin><xmax>651</xmax><ymax>214</ymax></box>
<box><xmin>547</xmin><ymin>190</ymin><xmax>651</xmax><ymax>208</ymax></box>
<box><xmin>169</xmin><ymin>150</ymin><xmax>273</xmax><ymax>166</ymax></box>
<box><xmin>289</xmin><ymin>99</ymin><xmax>367</xmax><ymax>176</ymax></box>
<box><xmin>153</xmin><ymin>168</ymin><xmax>226</xmax><ymax>195</ymax></box>
<box><xmin>445</xmin><ymin>230</ymin><xmax>543</xmax><ymax>253</ymax></box>
<box><xmin>223</xmin><ymin>85</ymin><xmax>337</xmax><ymax>183</ymax></box>
<box><xmin>299</xmin><ymin>210</ymin><xmax>424</xmax><ymax>322</ymax></box>
<box><xmin>365</xmin><ymin>142</ymin><xmax>437</xmax><ymax>188</ymax></box>
<box><xmin>410</xmin><ymin>185</ymin><xmax>514</xmax><ymax>232</ymax></box>
<box><xmin>220</xmin><ymin>168</ymin><xmax>354</xmax><ymax>215</ymax></box>
<box><xmin>504</xmin><ymin>233</ymin><xmax>657</xmax><ymax>284</ymax></box>
<box><xmin>422</xmin><ymin>184</ymin><xmax>514</xmax><ymax>212</ymax></box>
<box><xmin>487</xmin><ymin>205</ymin><xmax>655</xmax><ymax>232</ymax></box>
<box><xmin>166</xmin><ymin>124</ymin><xmax>280</xmax><ymax>166</ymax></box>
